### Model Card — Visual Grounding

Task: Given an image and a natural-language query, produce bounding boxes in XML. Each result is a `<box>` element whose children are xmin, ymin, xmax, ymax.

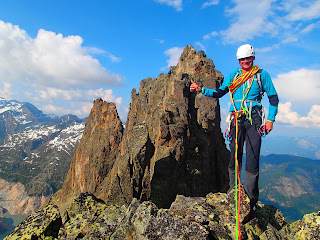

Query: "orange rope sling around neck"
<box><xmin>228</xmin><ymin>65</ymin><xmax>260</xmax><ymax>240</ymax></box>
<box><xmin>229</xmin><ymin>65</ymin><xmax>260</xmax><ymax>95</ymax></box>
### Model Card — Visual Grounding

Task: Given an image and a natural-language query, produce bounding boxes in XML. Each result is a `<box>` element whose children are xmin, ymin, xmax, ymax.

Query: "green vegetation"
<box><xmin>258</xmin><ymin>154</ymin><xmax>320</xmax><ymax>223</ymax></box>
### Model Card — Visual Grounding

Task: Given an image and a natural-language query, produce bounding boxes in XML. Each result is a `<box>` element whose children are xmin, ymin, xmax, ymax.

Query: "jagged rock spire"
<box><xmin>50</xmin><ymin>45</ymin><xmax>230</xmax><ymax>212</ymax></box>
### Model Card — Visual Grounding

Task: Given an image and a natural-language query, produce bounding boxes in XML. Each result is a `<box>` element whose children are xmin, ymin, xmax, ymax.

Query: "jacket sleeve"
<box><xmin>201</xmin><ymin>86</ymin><xmax>228</xmax><ymax>98</ymax></box>
<box><xmin>261</xmin><ymin>70</ymin><xmax>279</xmax><ymax>122</ymax></box>
<box><xmin>201</xmin><ymin>70</ymin><xmax>238</xmax><ymax>98</ymax></box>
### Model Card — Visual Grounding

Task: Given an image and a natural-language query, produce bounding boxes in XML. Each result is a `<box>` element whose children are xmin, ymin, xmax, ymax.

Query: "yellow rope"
<box><xmin>228</xmin><ymin>66</ymin><xmax>259</xmax><ymax>94</ymax></box>
<box><xmin>228</xmin><ymin>66</ymin><xmax>258</xmax><ymax>240</ymax></box>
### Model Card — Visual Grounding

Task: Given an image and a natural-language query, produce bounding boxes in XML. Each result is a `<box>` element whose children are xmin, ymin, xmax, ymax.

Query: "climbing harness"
<box><xmin>227</xmin><ymin>66</ymin><xmax>266</xmax><ymax>240</ymax></box>
<box><xmin>225</xmin><ymin>68</ymin><xmax>267</xmax><ymax>141</ymax></box>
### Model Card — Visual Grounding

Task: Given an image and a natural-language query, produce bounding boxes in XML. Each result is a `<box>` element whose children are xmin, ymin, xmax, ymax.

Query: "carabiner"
<box><xmin>258</xmin><ymin>124</ymin><xmax>266</xmax><ymax>137</ymax></box>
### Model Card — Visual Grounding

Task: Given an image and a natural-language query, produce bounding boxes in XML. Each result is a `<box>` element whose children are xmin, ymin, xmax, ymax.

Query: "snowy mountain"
<box><xmin>0</xmin><ymin>97</ymin><xmax>85</xmax><ymax>196</ymax></box>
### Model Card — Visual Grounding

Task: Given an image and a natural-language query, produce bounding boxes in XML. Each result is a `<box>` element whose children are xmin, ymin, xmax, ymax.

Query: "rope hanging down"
<box><xmin>234</xmin><ymin>112</ymin><xmax>242</xmax><ymax>240</ymax></box>
<box><xmin>228</xmin><ymin>65</ymin><xmax>260</xmax><ymax>240</ymax></box>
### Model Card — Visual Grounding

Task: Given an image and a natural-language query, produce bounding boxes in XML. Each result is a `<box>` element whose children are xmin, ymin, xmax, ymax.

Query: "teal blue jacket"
<box><xmin>201</xmin><ymin>68</ymin><xmax>279</xmax><ymax>122</ymax></box>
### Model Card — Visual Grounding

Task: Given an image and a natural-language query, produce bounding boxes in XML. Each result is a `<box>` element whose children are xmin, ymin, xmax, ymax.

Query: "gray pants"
<box><xmin>228</xmin><ymin>113</ymin><xmax>262</xmax><ymax>207</ymax></box>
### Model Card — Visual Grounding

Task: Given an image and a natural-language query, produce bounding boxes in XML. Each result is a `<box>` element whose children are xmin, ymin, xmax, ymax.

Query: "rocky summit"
<box><xmin>49</xmin><ymin>45</ymin><xmax>230</xmax><ymax>213</ymax></box>
<box><xmin>5</xmin><ymin>45</ymin><xmax>320</xmax><ymax>239</ymax></box>
<box><xmin>5</xmin><ymin>190</ymin><xmax>320</xmax><ymax>239</ymax></box>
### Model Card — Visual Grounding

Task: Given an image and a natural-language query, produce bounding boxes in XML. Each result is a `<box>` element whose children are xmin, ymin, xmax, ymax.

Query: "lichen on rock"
<box><xmin>4</xmin><ymin>204</ymin><xmax>62</xmax><ymax>240</ymax></box>
<box><xmin>8</xmin><ymin>189</ymin><xmax>316</xmax><ymax>240</ymax></box>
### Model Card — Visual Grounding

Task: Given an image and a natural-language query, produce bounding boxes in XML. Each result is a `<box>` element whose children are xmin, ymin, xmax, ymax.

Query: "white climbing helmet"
<box><xmin>236</xmin><ymin>44</ymin><xmax>255</xmax><ymax>60</ymax></box>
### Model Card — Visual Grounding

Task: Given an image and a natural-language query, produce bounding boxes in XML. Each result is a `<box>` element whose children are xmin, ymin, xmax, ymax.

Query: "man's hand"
<box><xmin>190</xmin><ymin>80</ymin><xmax>202</xmax><ymax>93</ymax></box>
<box><xmin>265</xmin><ymin>120</ymin><xmax>273</xmax><ymax>134</ymax></box>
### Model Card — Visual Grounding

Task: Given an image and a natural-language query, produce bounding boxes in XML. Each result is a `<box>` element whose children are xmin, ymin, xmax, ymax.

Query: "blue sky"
<box><xmin>0</xmin><ymin>0</ymin><xmax>320</xmax><ymax>148</ymax></box>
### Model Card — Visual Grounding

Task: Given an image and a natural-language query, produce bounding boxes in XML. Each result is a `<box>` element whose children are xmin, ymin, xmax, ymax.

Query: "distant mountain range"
<box><xmin>0</xmin><ymin>97</ymin><xmax>85</xmax><ymax>197</ymax></box>
<box><xmin>259</xmin><ymin>154</ymin><xmax>320</xmax><ymax>222</ymax></box>
<box><xmin>261</xmin><ymin>135</ymin><xmax>320</xmax><ymax>160</ymax></box>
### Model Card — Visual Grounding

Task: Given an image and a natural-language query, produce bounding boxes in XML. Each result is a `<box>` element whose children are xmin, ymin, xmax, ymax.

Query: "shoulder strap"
<box><xmin>255</xmin><ymin>69</ymin><xmax>263</xmax><ymax>96</ymax></box>
<box><xmin>234</xmin><ymin>71</ymin><xmax>240</xmax><ymax>79</ymax></box>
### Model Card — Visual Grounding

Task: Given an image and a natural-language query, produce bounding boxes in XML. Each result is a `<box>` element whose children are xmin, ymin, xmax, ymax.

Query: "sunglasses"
<box><xmin>239</xmin><ymin>56</ymin><xmax>254</xmax><ymax>61</ymax></box>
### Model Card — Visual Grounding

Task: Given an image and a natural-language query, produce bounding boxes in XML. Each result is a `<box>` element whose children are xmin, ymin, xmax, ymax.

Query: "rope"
<box><xmin>234</xmin><ymin>113</ymin><xmax>241</xmax><ymax>240</ymax></box>
<box><xmin>229</xmin><ymin>93</ymin><xmax>243</xmax><ymax>240</ymax></box>
<box><xmin>228</xmin><ymin>66</ymin><xmax>259</xmax><ymax>240</ymax></box>
<box><xmin>228</xmin><ymin>66</ymin><xmax>260</xmax><ymax>94</ymax></box>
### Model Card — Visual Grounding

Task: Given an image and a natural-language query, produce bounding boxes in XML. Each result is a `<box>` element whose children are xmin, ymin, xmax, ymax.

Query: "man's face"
<box><xmin>238</xmin><ymin>56</ymin><xmax>255</xmax><ymax>71</ymax></box>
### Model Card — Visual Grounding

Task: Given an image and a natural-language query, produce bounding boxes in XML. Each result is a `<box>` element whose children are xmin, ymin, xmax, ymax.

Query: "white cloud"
<box><xmin>276</xmin><ymin>102</ymin><xmax>300</xmax><ymax>125</ymax></box>
<box><xmin>85</xmin><ymin>47</ymin><xmax>121</xmax><ymax>63</ymax></box>
<box><xmin>153</xmin><ymin>39</ymin><xmax>165</xmax><ymax>44</ymax></box>
<box><xmin>154</xmin><ymin>0</ymin><xmax>183</xmax><ymax>11</ymax></box>
<box><xmin>221</xmin><ymin>0</ymin><xmax>276</xmax><ymax>44</ymax></box>
<box><xmin>281</xmin><ymin>37</ymin><xmax>298</xmax><ymax>44</ymax></box>
<box><xmin>277</xmin><ymin>102</ymin><xmax>320</xmax><ymax>128</ymax></box>
<box><xmin>273</xmin><ymin>69</ymin><xmax>320</xmax><ymax>102</ymax></box>
<box><xmin>251</xmin><ymin>38</ymin><xmax>296</xmax><ymax>54</ymax></box>
<box><xmin>35</xmin><ymin>87</ymin><xmax>121</xmax><ymax>106</ymax></box>
<box><xmin>81</xmin><ymin>102</ymin><xmax>95</xmax><ymax>116</ymax></box>
<box><xmin>203</xmin><ymin>31</ymin><xmax>218</xmax><ymax>40</ymax></box>
<box><xmin>164</xmin><ymin>47</ymin><xmax>184</xmax><ymax>68</ymax></box>
<box><xmin>220</xmin><ymin>0</ymin><xmax>320</xmax><ymax>44</ymax></box>
<box><xmin>0</xmin><ymin>20</ymin><xmax>125</xmax><ymax>119</ymax></box>
<box><xmin>38</xmin><ymin>88</ymin><xmax>82</xmax><ymax>101</ymax></box>
<box><xmin>254</xmin><ymin>37</ymin><xmax>297</xmax><ymax>54</ymax></box>
<box><xmin>255</xmin><ymin>44</ymin><xmax>280</xmax><ymax>53</ymax></box>
<box><xmin>256</xmin><ymin>36</ymin><xmax>300</xmax><ymax>53</ymax></box>
<box><xmin>34</xmin><ymin>87</ymin><xmax>122</xmax><ymax>117</ymax></box>
<box><xmin>106</xmin><ymin>53</ymin><xmax>122</xmax><ymax>63</ymax></box>
<box><xmin>201</xmin><ymin>0</ymin><xmax>219</xmax><ymax>9</ymax></box>
<box><xmin>297</xmin><ymin>139</ymin><xmax>318</xmax><ymax>150</ymax></box>
<box><xmin>0</xmin><ymin>82</ymin><xmax>12</xmax><ymax>99</ymax></box>
<box><xmin>301</xmin><ymin>21</ymin><xmax>320</xmax><ymax>33</ymax></box>
<box><xmin>84</xmin><ymin>47</ymin><xmax>106</xmax><ymax>55</ymax></box>
<box><xmin>42</xmin><ymin>104</ymin><xmax>83</xmax><ymax>116</ymax></box>
<box><xmin>195</xmin><ymin>42</ymin><xmax>206</xmax><ymax>51</ymax></box>
<box><xmin>284</xmin><ymin>0</ymin><xmax>320</xmax><ymax>21</ymax></box>
<box><xmin>0</xmin><ymin>21</ymin><xmax>124</xmax><ymax>89</ymax></box>
<box><xmin>87</xmin><ymin>89</ymin><xmax>122</xmax><ymax>105</ymax></box>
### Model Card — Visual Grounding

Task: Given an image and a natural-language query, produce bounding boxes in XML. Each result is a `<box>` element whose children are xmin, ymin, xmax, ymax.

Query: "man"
<box><xmin>190</xmin><ymin>44</ymin><xmax>279</xmax><ymax>209</ymax></box>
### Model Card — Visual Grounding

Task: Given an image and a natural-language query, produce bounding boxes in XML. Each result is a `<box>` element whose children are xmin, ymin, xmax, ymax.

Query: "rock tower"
<box><xmin>50</xmin><ymin>45</ymin><xmax>230</xmax><ymax>212</ymax></box>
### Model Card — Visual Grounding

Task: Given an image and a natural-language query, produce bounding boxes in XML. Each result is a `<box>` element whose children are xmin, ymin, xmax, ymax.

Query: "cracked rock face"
<box><xmin>50</xmin><ymin>45</ymin><xmax>230</xmax><ymax>212</ymax></box>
